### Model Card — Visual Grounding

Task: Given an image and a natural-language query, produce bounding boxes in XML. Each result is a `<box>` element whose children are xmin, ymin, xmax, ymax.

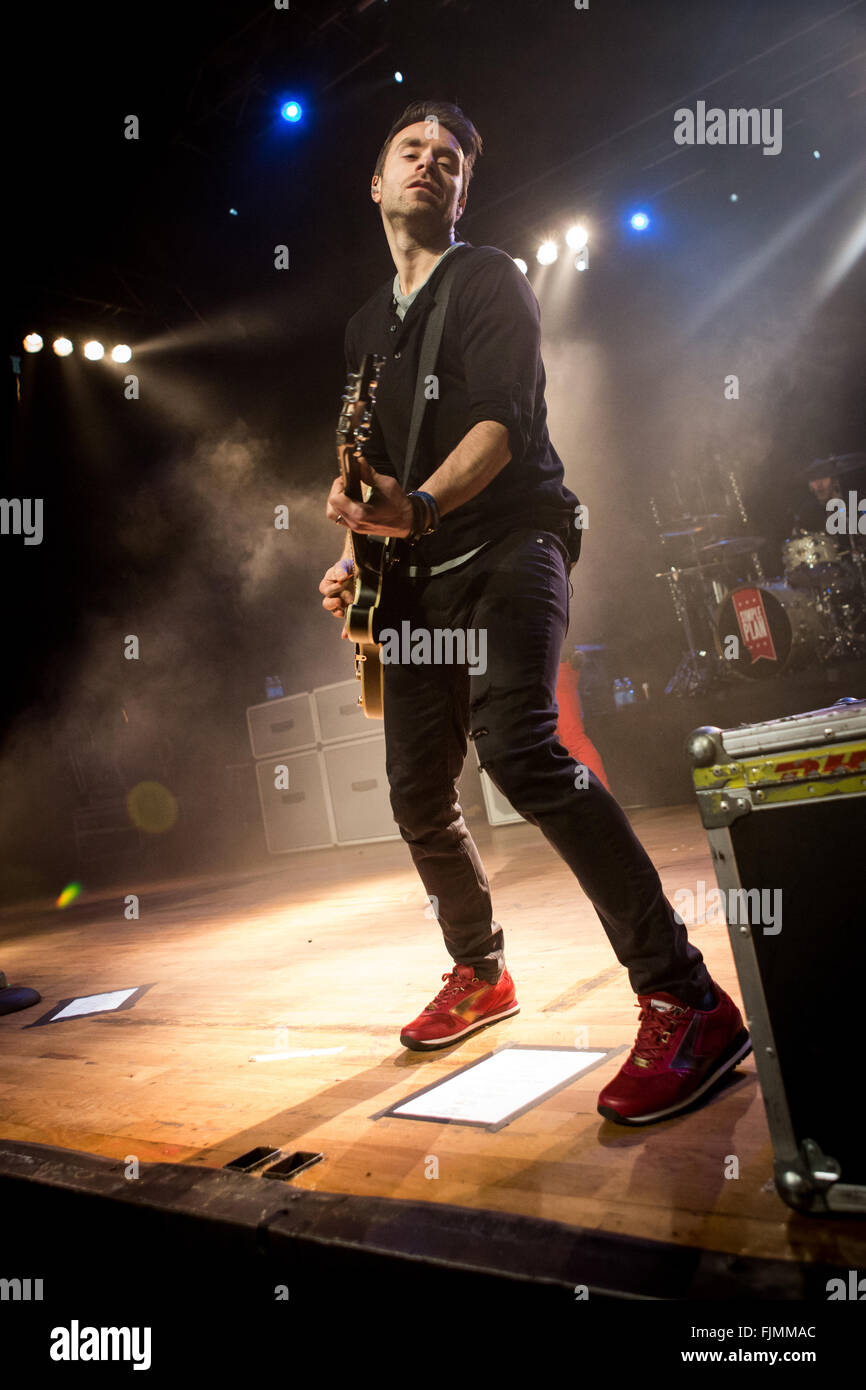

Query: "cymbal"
<box><xmin>655</xmin><ymin>560</ymin><xmax>726</xmax><ymax>578</ymax></box>
<box><xmin>804</xmin><ymin>452</ymin><xmax>866</xmax><ymax>479</ymax></box>
<box><xmin>661</xmin><ymin>513</ymin><xmax>726</xmax><ymax>535</ymax></box>
<box><xmin>700</xmin><ymin>536</ymin><xmax>765</xmax><ymax>557</ymax></box>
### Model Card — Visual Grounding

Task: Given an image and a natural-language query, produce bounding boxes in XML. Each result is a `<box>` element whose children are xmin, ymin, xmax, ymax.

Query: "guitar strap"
<box><xmin>400</xmin><ymin>248</ymin><xmax>466</xmax><ymax>493</ymax></box>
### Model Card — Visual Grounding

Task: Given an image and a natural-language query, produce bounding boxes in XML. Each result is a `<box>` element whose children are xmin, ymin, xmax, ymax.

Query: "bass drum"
<box><xmin>714</xmin><ymin>581</ymin><xmax>823</xmax><ymax>679</ymax></box>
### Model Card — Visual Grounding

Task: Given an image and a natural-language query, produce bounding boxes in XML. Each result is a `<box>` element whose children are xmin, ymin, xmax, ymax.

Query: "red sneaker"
<box><xmin>597</xmin><ymin>984</ymin><xmax>751</xmax><ymax>1125</ymax></box>
<box><xmin>400</xmin><ymin>965</ymin><xmax>519</xmax><ymax>1050</ymax></box>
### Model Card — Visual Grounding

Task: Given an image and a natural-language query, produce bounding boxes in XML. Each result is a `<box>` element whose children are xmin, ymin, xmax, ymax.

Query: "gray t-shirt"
<box><xmin>392</xmin><ymin>241</ymin><xmax>465</xmax><ymax>320</ymax></box>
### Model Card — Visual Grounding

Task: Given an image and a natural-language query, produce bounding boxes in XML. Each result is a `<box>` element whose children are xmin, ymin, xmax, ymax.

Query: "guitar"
<box><xmin>335</xmin><ymin>352</ymin><xmax>393</xmax><ymax>718</ymax></box>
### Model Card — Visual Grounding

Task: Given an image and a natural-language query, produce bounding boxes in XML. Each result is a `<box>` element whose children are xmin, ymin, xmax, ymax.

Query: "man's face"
<box><xmin>809</xmin><ymin>475</ymin><xmax>835</xmax><ymax>504</ymax></box>
<box><xmin>372</xmin><ymin>120</ymin><xmax>466</xmax><ymax>234</ymax></box>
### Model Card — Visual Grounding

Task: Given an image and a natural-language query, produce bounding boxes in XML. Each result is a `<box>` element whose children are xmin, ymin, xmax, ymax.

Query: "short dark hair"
<box><xmin>373</xmin><ymin>100</ymin><xmax>483</xmax><ymax>203</ymax></box>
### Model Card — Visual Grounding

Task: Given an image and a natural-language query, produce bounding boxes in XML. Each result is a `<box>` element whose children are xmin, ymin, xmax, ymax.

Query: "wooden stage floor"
<box><xmin>1</xmin><ymin>803</ymin><xmax>863</xmax><ymax>1279</ymax></box>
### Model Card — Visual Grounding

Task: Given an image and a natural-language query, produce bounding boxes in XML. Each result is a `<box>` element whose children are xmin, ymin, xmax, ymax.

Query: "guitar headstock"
<box><xmin>337</xmin><ymin>353</ymin><xmax>386</xmax><ymax>457</ymax></box>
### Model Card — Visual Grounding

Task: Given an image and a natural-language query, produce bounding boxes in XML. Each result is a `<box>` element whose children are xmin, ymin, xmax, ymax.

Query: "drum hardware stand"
<box><xmin>820</xmin><ymin>626</ymin><xmax>866</xmax><ymax>660</ymax></box>
<box><xmin>664</xmin><ymin>647</ymin><xmax>725</xmax><ymax>697</ymax></box>
<box><xmin>817</xmin><ymin>565</ymin><xmax>866</xmax><ymax>660</ymax></box>
<box><xmin>651</xmin><ymin>490</ymin><xmax>749</xmax><ymax>695</ymax></box>
<box><xmin>727</xmin><ymin>467</ymin><xmax>766</xmax><ymax>583</ymax></box>
<box><xmin>659</xmin><ymin>563</ymin><xmax>728</xmax><ymax>696</ymax></box>
<box><xmin>849</xmin><ymin>534</ymin><xmax>866</xmax><ymax>605</ymax></box>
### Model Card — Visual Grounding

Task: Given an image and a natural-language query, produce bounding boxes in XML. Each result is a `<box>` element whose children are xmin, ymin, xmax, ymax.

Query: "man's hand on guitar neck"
<box><xmin>326</xmin><ymin>454</ymin><xmax>415</xmax><ymax>537</ymax></box>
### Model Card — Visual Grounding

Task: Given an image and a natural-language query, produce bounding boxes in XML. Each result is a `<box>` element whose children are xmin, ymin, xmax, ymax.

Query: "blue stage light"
<box><xmin>394</xmin><ymin>71</ymin><xmax>404</xmax><ymax>83</ymax></box>
<box><xmin>281</xmin><ymin>101</ymin><xmax>302</xmax><ymax>123</ymax></box>
<box><xmin>629</xmin><ymin>211</ymin><xmax>650</xmax><ymax>231</ymax></box>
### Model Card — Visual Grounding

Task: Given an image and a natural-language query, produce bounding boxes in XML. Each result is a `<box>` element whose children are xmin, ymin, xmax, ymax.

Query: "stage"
<box><xmin>2</xmin><ymin>801</ymin><xmax>863</xmax><ymax>1327</ymax></box>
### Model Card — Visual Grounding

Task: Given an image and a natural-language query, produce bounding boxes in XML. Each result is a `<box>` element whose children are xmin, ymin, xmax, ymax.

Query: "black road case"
<box><xmin>688</xmin><ymin>697</ymin><xmax>866</xmax><ymax>1216</ymax></box>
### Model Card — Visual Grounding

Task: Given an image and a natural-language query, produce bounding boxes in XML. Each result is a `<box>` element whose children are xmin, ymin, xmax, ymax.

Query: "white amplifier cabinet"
<box><xmin>321</xmin><ymin>733</ymin><xmax>401</xmax><ymax>845</ymax></box>
<box><xmin>250</xmin><ymin>683</ymin><xmax>524</xmax><ymax>855</ymax></box>
<box><xmin>312</xmin><ymin>678</ymin><xmax>370</xmax><ymax>745</ymax></box>
<box><xmin>247</xmin><ymin>692</ymin><xmax>318</xmax><ymax>760</ymax></box>
<box><xmin>254</xmin><ymin>750</ymin><xmax>335</xmax><ymax>854</ymax></box>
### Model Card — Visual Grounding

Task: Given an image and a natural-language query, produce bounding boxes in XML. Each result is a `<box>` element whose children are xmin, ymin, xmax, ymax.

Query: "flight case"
<box><xmin>688</xmin><ymin>697</ymin><xmax>866</xmax><ymax>1215</ymax></box>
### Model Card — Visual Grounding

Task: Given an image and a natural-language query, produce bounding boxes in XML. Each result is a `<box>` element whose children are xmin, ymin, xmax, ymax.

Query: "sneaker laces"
<box><xmin>630</xmin><ymin>999</ymin><xmax>687</xmax><ymax>1064</ymax></box>
<box><xmin>425</xmin><ymin>968</ymin><xmax>479</xmax><ymax>1011</ymax></box>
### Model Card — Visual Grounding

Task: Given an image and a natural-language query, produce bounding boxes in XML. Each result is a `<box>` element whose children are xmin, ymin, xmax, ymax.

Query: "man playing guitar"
<box><xmin>319</xmin><ymin>100</ymin><xmax>750</xmax><ymax>1124</ymax></box>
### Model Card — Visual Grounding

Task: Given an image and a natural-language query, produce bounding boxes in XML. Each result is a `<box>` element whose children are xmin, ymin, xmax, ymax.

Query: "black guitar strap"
<box><xmin>400</xmin><ymin>247</ymin><xmax>466</xmax><ymax>493</ymax></box>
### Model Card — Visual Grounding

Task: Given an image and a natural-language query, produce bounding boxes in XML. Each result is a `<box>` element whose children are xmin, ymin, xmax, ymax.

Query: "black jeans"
<box><xmin>381</xmin><ymin>526</ymin><xmax>712</xmax><ymax>1008</ymax></box>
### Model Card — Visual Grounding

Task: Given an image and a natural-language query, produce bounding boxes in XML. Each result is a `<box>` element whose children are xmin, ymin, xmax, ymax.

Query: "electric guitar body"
<box><xmin>336</xmin><ymin>353</ymin><xmax>394</xmax><ymax>718</ymax></box>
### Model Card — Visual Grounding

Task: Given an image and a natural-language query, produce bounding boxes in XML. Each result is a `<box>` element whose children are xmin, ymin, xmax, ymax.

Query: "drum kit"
<box><xmin>653</xmin><ymin>457</ymin><xmax>866</xmax><ymax>696</ymax></box>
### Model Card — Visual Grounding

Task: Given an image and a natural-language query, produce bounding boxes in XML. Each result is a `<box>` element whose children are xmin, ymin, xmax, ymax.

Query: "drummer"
<box><xmin>791</xmin><ymin>454</ymin><xmax>866</xmax><ymax>536</ymax></box>
<box><xmin>791</xmin><ymin>460</ymin><xmax>844</xmax><ymax>534</ymax></box>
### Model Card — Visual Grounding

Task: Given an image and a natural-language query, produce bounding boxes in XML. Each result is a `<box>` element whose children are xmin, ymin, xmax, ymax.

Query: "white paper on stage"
<box><xmin>392</xmin><ymin>1047</ymin><xmax>606</xmax><ymax>1125</ymax></box>
<box><xmin>52</xmin><ymin>988</ymin><xmax>139</xmax><ymax>1020</ymax></box>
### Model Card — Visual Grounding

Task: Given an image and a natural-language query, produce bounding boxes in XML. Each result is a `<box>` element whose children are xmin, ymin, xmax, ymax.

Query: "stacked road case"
<box><xmin>688</xmin><ymin>697</ymin><xmax>866</xmax><ymax>1215</ymax></box>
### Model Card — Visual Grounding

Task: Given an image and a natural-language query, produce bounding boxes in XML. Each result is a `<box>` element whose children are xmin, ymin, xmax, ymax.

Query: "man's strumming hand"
<box><xmin>319</xmin><ymin>556</ymin><xmax>356</xmax><ymax>639</ymax></box>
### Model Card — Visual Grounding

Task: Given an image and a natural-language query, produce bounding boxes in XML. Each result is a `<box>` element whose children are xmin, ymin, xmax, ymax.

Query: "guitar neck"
<box><xmin>335</xmin><ymin>353</ymin><xmax>388</xmax><ymax>578</ymax></box>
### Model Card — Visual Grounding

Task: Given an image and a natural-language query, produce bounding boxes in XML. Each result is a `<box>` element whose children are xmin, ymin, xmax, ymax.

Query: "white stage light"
<box><xmin>111</xmin><ymin>344</ymin><xmax>132</xmax><ymax>363</ymax></box>
<box><xmin>53</xmin><ymin>337</ymin><xmax>73</xmax><ymax>357</ymax></box>
<box><xmin>513</xmin><ymin>257</ymin><xmax>528</xmax><ymax>275</ymax></box>
<box><xmin>83</xmin><ymin>340</ymin><xmax>105</xmax><ymax>360</ymax></box>
<box><xmin>565</xmin><ymin>224</ymin><xmax>588</xmax><ymax>251</ymax></box>
<box><xmin>537</xmin><ymin>241</ymin><xmax>558</xmax><ymax>266</ymax></box>
<box><xmin>23</xmin><ymin>333</ymin><xmax>43</xmax><ymax>353</ymax></box>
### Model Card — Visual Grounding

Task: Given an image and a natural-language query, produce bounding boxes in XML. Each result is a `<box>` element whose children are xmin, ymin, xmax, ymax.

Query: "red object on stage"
<box><xmin>731</xmin><ymin>587</ymin><xmax>778</xmax><ymax>664</ymax></box>
<box><xmin>596</xmin><ymin>986</ymin><xmax>750</xmax><ymax>1125</ymax></box>
<box><xmin>555</xmin><ymin>659</ymin><xmax>611</xmax><ymax>790</ymax></box>
<box><xmin>399</xmin><ymin>965</ymin><xmax>520</xmax><ymax>1050</ymax></box>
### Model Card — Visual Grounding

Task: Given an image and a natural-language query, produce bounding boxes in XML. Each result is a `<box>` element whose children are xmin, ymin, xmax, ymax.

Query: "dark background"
<box><xmin>3</xmin><ymin>0</ymin><xmax>865</xmax><ymax>902</ymax></box>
